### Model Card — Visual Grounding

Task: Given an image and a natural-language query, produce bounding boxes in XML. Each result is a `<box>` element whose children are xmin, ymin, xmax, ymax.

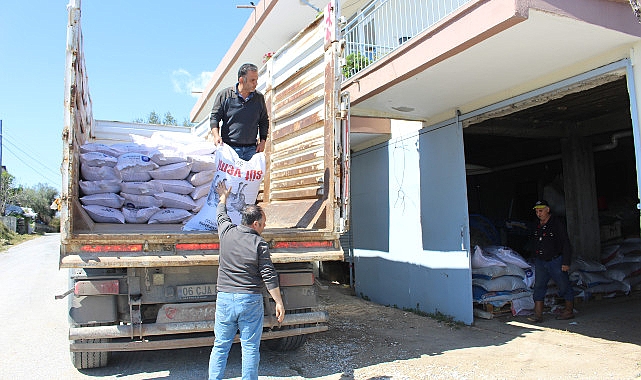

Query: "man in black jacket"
<box><xmin>210</xmin><ymin>63</ymin><xmax>269</xmax><ymax>161</ymax></box>
<box><xmin>208</xmin><ymin>181</ymin><xmax>284</xmax><ymax>380</ymax></box>
<box><xmin>529</xmin><ymin>200</ymin><xmax>574</xmax><ymax>322</ymax></box>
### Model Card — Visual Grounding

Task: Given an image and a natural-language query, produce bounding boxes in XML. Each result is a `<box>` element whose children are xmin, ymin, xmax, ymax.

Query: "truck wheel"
<box><xmin>264</xmin><ymin>308</ymin><xmax>310</xmax><ymax>351</ymax></box>
<box><xmin>265</xmin><ymin>331</ymin><xmax>307</xmax><ymax>351</ymax></box>
<box><xmin>70</xmin><ymin>338</ymin><xmax>110</xmax><ymax>369</ymax></box>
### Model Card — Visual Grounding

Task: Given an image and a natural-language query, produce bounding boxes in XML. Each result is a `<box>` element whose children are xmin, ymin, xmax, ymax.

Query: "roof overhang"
<box><xmin>343</xmin><ymin>0</ymin><xmax>641</xmax><ymax>125</ymax></box>
<box><xmin>190</xmin><ymin>0</ymin><xmax>330</xmax><ymax>123</ymax></box>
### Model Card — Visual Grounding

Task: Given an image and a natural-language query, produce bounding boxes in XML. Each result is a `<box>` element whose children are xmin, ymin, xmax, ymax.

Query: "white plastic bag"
<box><xmin>183</xmin><ymin>145</ymin><xmax>265</xmax><ymax>231</ymax></box>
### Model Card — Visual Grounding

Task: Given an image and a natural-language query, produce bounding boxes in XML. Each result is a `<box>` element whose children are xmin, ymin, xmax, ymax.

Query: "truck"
<box><xmin>60</xmin><ymin>0</ymin><xmax>349</xmax><ymax>369</ymax></box>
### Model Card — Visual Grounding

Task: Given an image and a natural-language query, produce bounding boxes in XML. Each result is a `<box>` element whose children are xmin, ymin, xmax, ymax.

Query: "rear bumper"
<box><xmin>69</xmin><ymin>311</ymin><xmax>329</xmax><ymax>352</ymax></box>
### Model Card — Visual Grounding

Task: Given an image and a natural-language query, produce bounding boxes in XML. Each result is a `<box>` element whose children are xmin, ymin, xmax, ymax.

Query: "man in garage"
<box><xmin>529</xmin><ymin>200</ymin><xmax>575</xmax><ymax>322</ymax></box>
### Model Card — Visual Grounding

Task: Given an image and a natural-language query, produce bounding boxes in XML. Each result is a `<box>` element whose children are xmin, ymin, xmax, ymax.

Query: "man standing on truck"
<box><xmin>210</xmin><ymin>63</ymin><xmax>269</xmax><ymax>161</ymax></box>
<box><xmin>209</xmin><ymin>181</ymin><xmax>285</xmax><ymax>380</ymax></box>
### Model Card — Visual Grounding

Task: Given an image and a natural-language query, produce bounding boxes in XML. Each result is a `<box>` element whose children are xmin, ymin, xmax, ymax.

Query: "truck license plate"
<box><xmin>177</xmin><ymin>284</ymin><xmax>216</xmax><ymax>299</ymax></box>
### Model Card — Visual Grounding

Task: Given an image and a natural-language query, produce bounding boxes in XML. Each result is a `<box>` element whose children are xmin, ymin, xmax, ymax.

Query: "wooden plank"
<box><xmin>59</xmin><ymin>250</ymin><xmax>344</xmax><ymax>268</ymax></box>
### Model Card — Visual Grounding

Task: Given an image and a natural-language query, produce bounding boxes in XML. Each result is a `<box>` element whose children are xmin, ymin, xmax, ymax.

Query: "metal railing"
<box><xmin>341</xmin><ymin>0</ymin><xmax>472</xmax><ymax>80</ymax></box>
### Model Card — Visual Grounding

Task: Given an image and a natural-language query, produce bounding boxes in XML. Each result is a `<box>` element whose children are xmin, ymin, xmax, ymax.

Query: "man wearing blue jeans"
<box><xmin>528</xmin><ymin>200</ymin><xmax>574</xmax><ymax>322</ymax></box>
<box><xmin>209</xmin><ymin>182</ymin><xmax>285</xmax><ymax>380</ymax></box>
<box><xmin>210</xmin><ymin>63</ymin><xmax>269</xmax><ymax>161</ymax></box>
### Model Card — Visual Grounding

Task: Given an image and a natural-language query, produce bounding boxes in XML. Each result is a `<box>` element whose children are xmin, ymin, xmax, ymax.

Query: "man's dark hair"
<box><xmin>238</xmin><ymin>63</ymin><xmax>258</xmax><ymax>80</ymax></box>
<box><xmin>241</xmin><ymin>204</ymin><xmax>263</xmax><ymax>226</ymax></box>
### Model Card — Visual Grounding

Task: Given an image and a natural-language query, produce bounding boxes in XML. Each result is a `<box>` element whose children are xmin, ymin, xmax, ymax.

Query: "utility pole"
<box><xmin>0</xmin><ymin>119</ymin><xmax>3</xmax><ymax>174</ymax></box>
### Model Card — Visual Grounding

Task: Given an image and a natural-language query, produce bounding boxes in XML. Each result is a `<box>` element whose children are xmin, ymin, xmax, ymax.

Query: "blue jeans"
<box><xmin>533</xmin><ymin>256</ymin><xmax>574</xmax><ymax>302</ymax></box>
<box><xmin>232</xmin><ymin>146</ymin><xmax>257</xmax><ymax>161</ymax></box>
<box><xmin>208</xmin><ymin>292</ymin><xmax>264</xmax><ymax>380</ymax></box>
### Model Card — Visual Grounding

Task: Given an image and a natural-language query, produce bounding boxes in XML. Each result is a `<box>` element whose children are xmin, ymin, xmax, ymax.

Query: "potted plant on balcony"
<box><xmin>342</xmin><ymin>52</ymin><xmax>371</xmax><ymax>78</ymax></box>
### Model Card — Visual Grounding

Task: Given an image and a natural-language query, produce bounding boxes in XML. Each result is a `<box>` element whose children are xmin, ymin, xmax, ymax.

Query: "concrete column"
<box><xmin>629</xmin><ymin>44</ymin><xmax>641</xmax><ymax>234</ymax></box>
<box><xmin>561</xmin><ymin>135</ymin><xmax>600</xmax><ymax>261</ymax></box>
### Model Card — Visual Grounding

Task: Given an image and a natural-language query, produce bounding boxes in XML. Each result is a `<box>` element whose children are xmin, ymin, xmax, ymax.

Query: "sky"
<box><xmin>0</xmin><ymin>1</ymin><xmax>252</xmax><ymax>193</ymax></box>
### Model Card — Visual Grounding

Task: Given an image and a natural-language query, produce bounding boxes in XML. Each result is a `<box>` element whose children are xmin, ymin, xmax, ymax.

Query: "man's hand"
<box><xmin>268</xmin><ymin>287</ymin><xmax>286</xmax><ymax>323</ymax></box>
<box><xmin>561</xmin><ymin>264</ymin><xmax>570</xmax><ymax>272</ymax></box>
<box><xmin>274</xmin><ymin>302</ymin><xmax>285</xmax><ymax>323</ymax></box>
<box><xmin>216</xmin><ymin>181</ymin><xmax>231</xmax><ymax>204</ymax></box>
<box><xmin>256</xmin><ymin>139</ymin><xmax>266</xmax><ymax>153</ymax></box>
<box><xmin>209</xmin><ymin>128</ymin><xmax>223</xmax><ymax>146</ymax></box>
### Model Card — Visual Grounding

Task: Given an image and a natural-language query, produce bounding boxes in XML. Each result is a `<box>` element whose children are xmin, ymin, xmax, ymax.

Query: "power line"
<box><xmin>2</xmin><ymin>144</ymin><xmax>60</xmax><ymax>188</ymax></box>
<box><xmin>2</xmin><ymin>134</ymin><xmax>61</xmax><ymax>179</ymax></box>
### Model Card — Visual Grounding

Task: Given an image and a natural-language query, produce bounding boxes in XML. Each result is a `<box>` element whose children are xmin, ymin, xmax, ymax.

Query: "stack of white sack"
<box><xmin>472</xmin><ymin>245</ymin><xmax>534</xmax><ymax>315</ymax></box>
<box><xmin>601</xmin><ymin>238</ymin><xmax>641</xmax><ymax>290</ymax></box>
<box><xmin>79</xmin><ymin>131</ymin><xmax>217</xmax><ymax>224</ymax></box>
<box><xmin>570</xmin><ymin>255</ymin><xmax>631</xmax><ymax>298</ymax></box>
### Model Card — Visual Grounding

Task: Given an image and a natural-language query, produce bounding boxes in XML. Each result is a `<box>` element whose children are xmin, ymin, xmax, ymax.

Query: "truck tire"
<box><xmin>70</xmin><ymin>338</ymin><xmax>110</xmax><ymax>369</ymax></box>
<box><xmin>264</xmin><ymin>331</ymin><xmax>307</xmax><ymax>351</ymax></box>
<box><xmin>264</xmin><ymin>308</ymin><xmax>310</xmax><ymax>351</ymax></box>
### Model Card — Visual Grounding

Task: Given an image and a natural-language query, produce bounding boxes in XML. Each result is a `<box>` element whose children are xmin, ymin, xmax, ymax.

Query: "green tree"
<box><xmin>163</xmin><ymin>112</ymin><xmax>177</xmax><ymax>126</ymax></box>
<box><xmin>0</xmin><ymin>171</ymin><xmax>19</xmax><ymax>216</ymax></box>
<box><xmin>134</xmin><ymin>111</ymin><xmax>188</xmax><ymax>126</ymax></box>
<box><xmin>14</xmin><ymin>183</ymin><xmax>59</xmax><ymax>224</ymax></box>
<box><xmin>148</xmin><ymin>111</ymin><xmax>161</xmax><ymax>124</ymax></box>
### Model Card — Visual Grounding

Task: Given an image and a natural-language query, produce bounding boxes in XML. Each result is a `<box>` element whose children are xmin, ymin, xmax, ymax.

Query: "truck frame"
<box><xmin>60</xmin><ymin>0</ymin><xmax>349</xmax><ymax>369</ymax></box>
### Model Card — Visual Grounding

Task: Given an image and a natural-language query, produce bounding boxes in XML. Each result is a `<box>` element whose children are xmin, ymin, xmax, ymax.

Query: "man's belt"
<box><xmin>226</xmin><ymin>141</ymin><xmax>257</xmax><ymax>148</ymax></box>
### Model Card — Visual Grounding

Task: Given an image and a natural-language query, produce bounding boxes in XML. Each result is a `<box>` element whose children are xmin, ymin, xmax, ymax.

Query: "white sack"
<box><xmin>149</xmin><ymin>162</ymin><xmax>192</xmax><ymax>180</ymax></box>
<box><xmin>148</xmin><ymin>208</ymin><xmax>193</xmax><ymax>224</ymax></box>
<box><xmin>116</xmin><ymin>153</ymin><xmax>158</xmax><ymax>182</ymax></box>
<box><xmin>80</xmin><ymin>193</ymin><xmax>125</xmax><ymax>208</ymax></box>
<box><xmin>122</xmin><ymin>207</ymin><xmax>160</xmax><ymax>224</ymax></box>
<box><xmin>79</xmin><ymin>179</ymin><xmax>122</xmax><ymax>195</ymax></box>
<box><xmin>120</xmin><ymin>181</ymin><xmax>164</xmax><ymax>195</ymax></box>
<box><xmin>111</xmin><ymin>143</ymin><xmax>150</xmax><ymax>155</ymax></box>
<box><xmin>188</xmin><ymin>155</ymin><xmax>217</xmax><ymax>172</ymax></box>
<box><xmin>80</xmin><ymin>143</ymin><xmax>118</xmax><ymax>156</ymax></box>
<box><xmin>183</xmin><ymin>145</ymin><xmax>265</xmax><ymax>231</ymax></box>
<box><xmin>191</xmin><ymin>183</ymin><xmax>210</xmax><ymax>200</ymax></box>
<box><xmin>81</xmin><ymin>165</ymin><xmax>120</xmax><ymax>181</ymax></box>
<box><xmin>180</xmin><ymin>141</ymin><xmax>217</xmax><ymax>156</ymax></box>
<box><xmin>82</xmin><ymin>205</ymin><xmax>125</xmax><ymax>224</ymax></box>
<box><xmin>148</xmin><ymin>149</ymin><xmax>187</xmax><ymax>166</ymax></box>
<box><xmin>492</xmin><ymin>246</ymin><xmax>530</xmax><ymax>269</ymax></box>
<box><xmin>189</xmin><ymin>170</ymin><xmax>216</xmax><ymax>187</ymax></box>
<box><xmin>121</xmin><ymin>192</ymin><xmax>163</xmax><ymax>209</ymax></box>
<box><xmin>472</xmin><ymin>276</ymin><xmax>526</xmax><ymax>292</ymax></box>
<box><xmin>80</xmin><ymin>152</ymin><xmax>118</xmax><ymax>167</ymax></box>
<box><xmin>471</xmin><ymin>245</ymin><xmax>507</xmax><ymax>269</ymax></box>
<box><xmin>192</xmin><ymin>197</ymin><xmax>207</xmax><ymax>213</ymax></box>
<box><xmin>472</xmin><ymin>263</ymin><xmax>525</xmax><ymax>280</ymax></box>
<box><xmin>155</xmin><ymin>192</ymin><xmax>197</xmax><ymax>210</ymax></box>
<box><xmin>152</xmin><ymin>179</ymin><xmax>194</xmax><ymax>195</ymax></box>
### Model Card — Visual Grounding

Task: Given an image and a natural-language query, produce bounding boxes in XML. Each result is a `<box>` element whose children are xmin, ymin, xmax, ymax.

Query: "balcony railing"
<box><xmin>341</xmin><ymin>0</ymin><xmax>472</xmax><ymax>80</ymax></box>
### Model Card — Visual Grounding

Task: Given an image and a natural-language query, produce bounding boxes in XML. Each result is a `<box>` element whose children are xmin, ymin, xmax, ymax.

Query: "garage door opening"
<box><xmin>463</xmin><ymin>75</ymin><xmax>641</xmax><ymax>306</ymax></box>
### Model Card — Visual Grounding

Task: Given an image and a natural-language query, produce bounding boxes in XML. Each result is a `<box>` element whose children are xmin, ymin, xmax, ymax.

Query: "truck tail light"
<box><xmin>175</xmin><ymin>243</ymin><xmax>220</xmax><ymax>251</ymax></box>
<box><xmin>74</xmin><ymin>280</ymin><xmax>119</xmax><ymax>296</ymax></box>
<box><xmin>272</xmin><ymin>241</ymin><xmax>334</xmax><ymax>249</ymax></box>
<box><xmin>81</xmin><ymin>244</ymin><xmax>143</xmax><ymax>253</ymax></box>
<box><xmin>279</xmin><ymin>272</ymin><xmax>315</xmax><ymax>287</ymax></box>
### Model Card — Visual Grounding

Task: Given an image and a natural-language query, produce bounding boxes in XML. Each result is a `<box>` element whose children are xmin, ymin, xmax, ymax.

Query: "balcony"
<box><xmin>341</xmin><ymin>0</ymin><xmax>473</xmax><ymax>80</ymax></box>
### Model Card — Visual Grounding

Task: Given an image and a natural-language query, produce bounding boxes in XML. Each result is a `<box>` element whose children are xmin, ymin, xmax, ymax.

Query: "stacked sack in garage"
<box><xmin>79</xmin><ymin>132</ymin><xmax>218</xmax><ymax>224</ymax></box>
<box><xmin>572</xmin><ymin>237</ymin><xmax>641</xmax><ymax>299</ymax></box>
<box><xmin>472</xmin><ymin>245</ymin><xmax>534</xmax><ymax>315</ymax></box>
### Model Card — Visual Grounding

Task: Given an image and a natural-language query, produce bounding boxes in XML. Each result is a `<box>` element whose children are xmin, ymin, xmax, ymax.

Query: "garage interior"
<box><xmin>463</xmin><ymin>75</ymin><xmax>640</xmax><ymax>264</ymax></box>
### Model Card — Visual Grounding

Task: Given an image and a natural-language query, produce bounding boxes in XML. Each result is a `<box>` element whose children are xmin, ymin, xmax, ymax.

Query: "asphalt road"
<box><xmin>0</xmin><ymin>234</ymin><xmax>214</xmax><ymax>380</ymax></box>
<box><xmin>2</xmin><ymin>234</ymin><xmax>641</xmax><ymax>380</ymax></box>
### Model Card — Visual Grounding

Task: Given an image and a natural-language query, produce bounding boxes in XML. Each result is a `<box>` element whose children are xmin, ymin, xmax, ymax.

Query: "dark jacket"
<box><xmin>210</xmin><ymin>85</ymin><xmax>269</xmax><ymax>146</ymax></box>
<box><xmin>533</xmin><ymin>214</ymin><xmax>572</xmax><ymax>266</ymax></box>
<box><xmin>216</xmin><ymin>202</ymin><xmax>279</xmax><ymax>294</ymax></box>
